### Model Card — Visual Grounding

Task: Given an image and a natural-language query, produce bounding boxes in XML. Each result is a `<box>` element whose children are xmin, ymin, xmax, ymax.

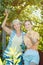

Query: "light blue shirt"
<box><xmin>23</xmin><ymin>49</ymin><xmax>40</xmax><ymax>65</ymax></box>
<box><xmin>3</xmin><ymin>30</ymin><xmax>25</xmax><ymax>59</ymax></box>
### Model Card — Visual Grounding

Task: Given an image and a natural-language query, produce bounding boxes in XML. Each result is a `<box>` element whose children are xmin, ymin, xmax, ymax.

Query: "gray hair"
<box><xmin>12</xmin><ymin>19</ymin><xmax>22</xmax><ymax>25</ymax></box>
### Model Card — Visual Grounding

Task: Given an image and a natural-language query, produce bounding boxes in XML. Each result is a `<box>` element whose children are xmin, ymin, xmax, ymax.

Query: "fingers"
<box><xmin>4</xmin><ymin>9</ymin><xmax>9</xmax><ymax>16</ymax></box>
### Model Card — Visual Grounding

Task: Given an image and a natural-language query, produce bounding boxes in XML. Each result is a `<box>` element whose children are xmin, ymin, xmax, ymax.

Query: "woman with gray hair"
<box><xmin>2</xmin><ymin>10</ymin><xmax>25</xmax><ymax>65</ymax></box>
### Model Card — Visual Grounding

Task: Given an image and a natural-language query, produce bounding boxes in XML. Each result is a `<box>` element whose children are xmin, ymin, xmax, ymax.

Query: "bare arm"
<box><xmin>1</xmin><ymin>9</ymin><xmax>12</xmax><ymax>35</ymax></box>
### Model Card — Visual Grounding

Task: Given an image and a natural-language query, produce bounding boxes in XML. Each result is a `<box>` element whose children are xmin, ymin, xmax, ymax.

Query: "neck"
<box><xmin>27</xmin><ymin>28</ymin><xmax>32</xmax><ymax>32</ymax></box>
<box><xmin>29</xmin><ymin>29</ymin><xmax>33</xmax><ymax>31</ymax></box>
<box><xmin>16</xmin><ymin>30</ymin><xmax>21</xmax><ymax>36</ymax></box>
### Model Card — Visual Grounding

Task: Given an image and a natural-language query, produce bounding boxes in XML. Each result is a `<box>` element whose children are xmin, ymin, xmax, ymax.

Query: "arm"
<box><xmin>31</xmin><ymin>32</ymin><xmax>40</xmax><ymax>50</ymax></box>
<box><xmin>1</xmin><ymin>9</ymin><xmax>12</xmax><ymax>35</ymax></box>
<box><xmin>34</xmin><ymin>32</ymin><xmax>40</xmax><ymax>49</ymax></box>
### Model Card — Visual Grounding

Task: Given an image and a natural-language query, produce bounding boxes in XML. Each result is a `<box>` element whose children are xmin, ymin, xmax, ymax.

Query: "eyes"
<box><xmin>14</xmin><ymin>23</ymin><xmax>20</xmax><ymax>26</ymax></box>
<box><xmin>25</xmin><ymin>22</ymin><xmax>31</xmax><ymax>26</ymax></box>
<box><xmin>25</xmin><ymin>23</ymin><xmax>30</xmax><ymax>26</ymax></box>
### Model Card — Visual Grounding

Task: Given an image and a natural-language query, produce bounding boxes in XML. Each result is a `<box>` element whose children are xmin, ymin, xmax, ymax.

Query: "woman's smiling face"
<box><xmin>13</xmin><ymin>22</ymin><xmax>21</xmax><ymax>31</ymax></box>
<box><xmin>25</xmin><ymin>21</ymin><xmax>32</xmax><ymax>31</ymax></box>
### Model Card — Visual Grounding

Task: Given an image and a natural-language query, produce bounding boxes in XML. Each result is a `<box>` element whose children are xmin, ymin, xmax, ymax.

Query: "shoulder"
<box><xmin>11</xmin><ymin>30</ymin><xmax>16</xmax><ymax>34</ymax></box>
<box><xmin>10</xmin><ymin>30</ymin><xmax>16</xmax><ymax>38</ymax></box>
<box><xmin>32</xmin><ymin>31</ymin><xmax>39</xmax><ymax>36</ymax></box>
<box><xmin>33</xmin><ymin>31</ymin><xmax>40</xmax><ymax>40</ymax></box>
<box><xmin>31</xmin><ymin>31</ymin><xmax>40</xmax><ymax>40</ymax></box>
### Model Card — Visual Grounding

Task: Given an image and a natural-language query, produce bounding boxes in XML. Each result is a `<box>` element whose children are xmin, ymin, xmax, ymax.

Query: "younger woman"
<box><xmin>23</xmin><ymin>20</ymin><xmax>40</xmax><ymax>65</ymax></box>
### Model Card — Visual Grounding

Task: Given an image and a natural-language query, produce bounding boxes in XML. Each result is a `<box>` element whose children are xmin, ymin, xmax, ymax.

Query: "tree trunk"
<box><xmin>39</xmin><ymin>50</ymin><xmax>43</xmax><ymax>65</ymax></box>
<box><xmin>2</xmin><ymin>30</ymin><xmax>6</xmax><ymax>52</ymax></box>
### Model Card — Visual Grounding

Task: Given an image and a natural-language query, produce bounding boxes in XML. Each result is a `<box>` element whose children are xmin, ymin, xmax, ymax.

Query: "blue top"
<box><xmin>3</xmin><ymin>30</ymin><xmax>25</xmax><ymax>59</ymax></box>
<box><xmin>23</xmin><ymin>49</ymin><xmax>40</xmax><ymax>65</ymax></box>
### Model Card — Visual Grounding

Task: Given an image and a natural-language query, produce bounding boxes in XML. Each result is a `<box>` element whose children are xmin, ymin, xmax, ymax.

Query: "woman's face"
<box><xmin>25</xmin><ymin>21</ymin><xmax>32</xmax><ymax>31</ymax></box>
<box><xmin>13</xmin><ymin>22</ymin><xmax>21</xmax><ymax>31</ymax></box>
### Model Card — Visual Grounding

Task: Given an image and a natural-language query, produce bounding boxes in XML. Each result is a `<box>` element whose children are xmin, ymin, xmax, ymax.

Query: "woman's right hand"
<box><xmin>4</xmin><ymin>9</ymin><xmax>9</xmax><ymax>17</ymax></box>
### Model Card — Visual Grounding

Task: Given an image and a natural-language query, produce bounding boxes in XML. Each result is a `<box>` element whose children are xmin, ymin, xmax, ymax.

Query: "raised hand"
<box><xmin>2</xmin><ymin>9</ymin><xmax>12</xmax><ymax>35</ymax></box>
<box><xmin>4</xmin><ymin>9</ymin><xmax>9</xmax><ymax>17</ymax></box>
